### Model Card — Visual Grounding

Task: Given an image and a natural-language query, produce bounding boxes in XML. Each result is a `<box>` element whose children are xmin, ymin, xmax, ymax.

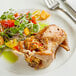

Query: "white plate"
<box><xmin>0</xmin><ymin>9</ymin><xmax>76</xmax><ymax>76</ymax></box>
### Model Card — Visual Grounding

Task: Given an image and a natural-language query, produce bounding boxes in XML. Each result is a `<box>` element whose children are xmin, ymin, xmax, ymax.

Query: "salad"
<box><xmin>0</xmin><ymin>9</ymin><xmax>50</xmax><ymax>63</ymax></box>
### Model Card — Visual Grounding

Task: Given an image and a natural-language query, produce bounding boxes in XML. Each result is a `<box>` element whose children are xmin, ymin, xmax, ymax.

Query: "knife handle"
<box><xmin>64</xmin><ymin>1</ymin><xmax>76</xmax><ymax>14</ymax></box>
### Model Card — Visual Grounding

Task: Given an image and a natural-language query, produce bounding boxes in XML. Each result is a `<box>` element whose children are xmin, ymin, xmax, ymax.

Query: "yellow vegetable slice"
<box><xmin>24</xmin><ymin>27</ymin><xmax>30</xmax><ymax>36</ymax></box>
<box><xmin>32</xmin><ymin>10</ymin><xmax>41</xmax><ymax>19</ymax></box>
<box><xmin>32</xmin><ymin>10</ymin><xmax>40</xmax><ymax>15</ymax></box>
<box><xmin>5</xmin><ymin>39</ymin><xmax>18</xmax><ymax>49</ymax></box>
<box><xmin>40</xmin><ymin>10</ymin><xmax>50</xmax><ymax>20</ymax></box>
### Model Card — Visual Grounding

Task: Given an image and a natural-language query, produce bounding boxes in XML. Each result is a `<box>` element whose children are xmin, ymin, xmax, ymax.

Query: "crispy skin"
<box><xmin>60</xmin><ymin>39</ymin><xmax>70</xmax><ymax>51</ymax></box>
<box><xmin>36</xmin><ymin>24</ymin><xmax>68</xmax><ymax>53</ymax></box>
<box><xmin>55</xmin><ymin>39</ymin><xmax>70</xmax><ymax>57</ymax></box>
<box><xmin>24</xmin><ymin>24</ymin><xmax>70</xmax><ymax>69</ymax></box>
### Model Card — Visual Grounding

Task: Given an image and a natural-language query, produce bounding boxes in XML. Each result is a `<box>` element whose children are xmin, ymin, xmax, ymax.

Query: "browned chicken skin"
<box><xmin>23</xmin><ymin>25</ymin><xmax>70</xmax><ymax>69</ymax></box>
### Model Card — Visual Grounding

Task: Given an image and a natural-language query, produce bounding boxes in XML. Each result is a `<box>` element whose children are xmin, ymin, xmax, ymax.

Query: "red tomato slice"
<box><xmin>1</xmin><ymin>20</ymin><xmax>15</xmax><ymax>28</ymax></box>
<box><xmin>26</xmin><ymin>11</ymin><xmax>30</xmax><ymax>15</ymax></box>
<box><xmin>14</xmin><ymin>13</ymin><xmax>19</xmax><ymax>17</ymax></box>
<box><xmin>1</xmin><ymin>20</ymin><xmax>8</xmax><ymax>28</ymax></box>
<box><xmin>30</xmin><ymin>16</ymin><xmax>37</xmax><ymax>24</ymax></box>
<box><xmin>13</xmin><ymin>45</ymin><xmax>20</xmax><ymax>51</ymax></box>
<box><xmin>26</xmin><ymin>11</ymin><xmax>30</xmax><ymax>18</ymax></box>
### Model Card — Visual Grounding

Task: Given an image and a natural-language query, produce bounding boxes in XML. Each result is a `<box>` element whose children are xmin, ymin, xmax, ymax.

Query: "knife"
<box><xmin>62</xmin><ymin>0</ymin><xmax>76</xmax><ymax>17</ymax></box>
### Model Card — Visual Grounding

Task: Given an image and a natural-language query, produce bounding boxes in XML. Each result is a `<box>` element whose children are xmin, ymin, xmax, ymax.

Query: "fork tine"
<box><xmin>46</xmin><ymin>0</ymin><xmax>54</xmax><ymax>7</ymax></box>
<box><xmin>44</xmin><ymin>0</ymin><xmax>59</xmax><ymax>9</ymax></box>
<box><xmin>48</xmin><ymin>0</ymin><xmax>57</xmax><ymax>5</ymax></box>
<box><xmin>49</xmin><ymin>0</ymin><xmax>54</xmax><ymax>3</ymax></box>
<box><xmin>44</xmin><ymin>0</ymin><xmax>51</xmax><ymax>8</ymax></box>
<box><xmin>48</xmin><ymin>0</ymin><xmax>52</xmax><ymax>5</ymax></box>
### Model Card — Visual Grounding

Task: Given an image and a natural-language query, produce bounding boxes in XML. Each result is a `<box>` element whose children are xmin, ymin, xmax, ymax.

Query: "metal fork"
<box><xmin>44</xmin><ymin>0</ymin><xmax>76</xmax><ymax>23</ymax></box>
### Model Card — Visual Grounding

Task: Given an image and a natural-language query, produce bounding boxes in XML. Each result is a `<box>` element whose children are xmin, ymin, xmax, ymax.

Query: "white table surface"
<box><xmin>0</xmin><ymin>0</ymin><xmax>76</xmax><ymax>76</ymax></box>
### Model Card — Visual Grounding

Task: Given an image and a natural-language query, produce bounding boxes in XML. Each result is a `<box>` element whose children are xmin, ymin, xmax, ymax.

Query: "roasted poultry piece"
<box><xmin>23</xmin><ymin>24</ymin><xmax>70</xmax><ymax>69</ymax></box>
<box><xmin>0</xmin><ymin>9</ymin><xmax>70</xmax><ymax>69</ymax></box>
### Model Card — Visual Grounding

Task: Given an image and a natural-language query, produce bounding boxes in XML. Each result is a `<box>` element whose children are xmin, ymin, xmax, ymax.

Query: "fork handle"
<box><xmin>58</xmin><ymin>7</ymin><xmax>76</xmax><ymax>23</ymax></box>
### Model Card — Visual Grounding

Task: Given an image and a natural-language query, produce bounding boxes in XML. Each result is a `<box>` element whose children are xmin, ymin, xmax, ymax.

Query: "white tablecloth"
<box><xmin>0</xmin><ymin>0</ymin><xmax>76</xmax><ymax>76</ymax></box>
